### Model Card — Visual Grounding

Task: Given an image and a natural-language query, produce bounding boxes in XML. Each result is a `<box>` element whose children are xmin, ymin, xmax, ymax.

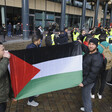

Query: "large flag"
<box><xmin>9</xmin><ymin>42</ymin><xmax>82</xmax><ymax>100</ymax></box>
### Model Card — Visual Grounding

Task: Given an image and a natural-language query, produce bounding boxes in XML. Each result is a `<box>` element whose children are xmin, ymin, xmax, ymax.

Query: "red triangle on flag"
<box><xmin>9</xmin><ymin>53</ymin><xmax>40</xmax><ymax>98</ymax></box>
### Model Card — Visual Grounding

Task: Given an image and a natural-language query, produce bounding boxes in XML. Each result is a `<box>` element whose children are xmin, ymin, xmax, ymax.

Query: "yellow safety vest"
<box><xmin>51</xmin><ymin>34</ymin><xmax>55</xmax><ymax>45</ymax></box>
<box><xmin>94</xmin><ymin>34</ymin><xmax>100</xmax><ymax>40</ymax></box>
<box><xmin>73</xmin><ymin>31</ymin><xmax>80</xmax><ymax>41</ymax></box>
<box><xmin>106</xmin><ymin>31</ymin><xmax>109</xmax><ymax>37</ymax></box>
<box><xmin>94</xmin><ymin>34</ymin><xmax>100</xmax><ymax>44</ymax></box>
<box><xmin>110</xmin><ymin>29</ymin><xmax>112</xmax><ymax>36</ymax></box>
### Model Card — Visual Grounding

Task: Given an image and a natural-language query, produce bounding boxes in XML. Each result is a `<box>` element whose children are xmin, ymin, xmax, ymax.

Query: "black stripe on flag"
<box><xmin>9</xmin><ymin>42</ymin><xmax>82</xmax><ymax>64</ymax></box>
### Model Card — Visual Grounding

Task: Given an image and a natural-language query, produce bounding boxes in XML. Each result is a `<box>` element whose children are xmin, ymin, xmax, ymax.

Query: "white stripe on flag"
<box><xmin>32</xmin><ymin>55</ymin><xmax>82</xmax><ymax>80</ymax></box>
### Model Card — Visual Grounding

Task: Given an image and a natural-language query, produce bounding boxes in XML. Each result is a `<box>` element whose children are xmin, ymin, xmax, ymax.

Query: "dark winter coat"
<box><xmin>26</xmin><ymin>43</ymin><xmax>38</xmax><ymax>49</ymax></box>
<box><xmin>36</xmin><ymin>28</ymin><xmax>43</xmax><ymax>40</ymax></box>
<box><xmin>7</xmin><ymin>24</ymin><xmax>12</xmax><ymax>31</ymax></box>
<box><xmin>81</xmin><ymin>44</ymin><xmax>103</xmax><ymax>86</ymax></box>
<box><xmin>56</xmin><ymin>34</ymin><xmax>68</xmax><ymax>45</ymax></box>
<box><xmin>2</xmin><ymin>26</ymin><xmax>7</xmax><ymax>35</ymax></box>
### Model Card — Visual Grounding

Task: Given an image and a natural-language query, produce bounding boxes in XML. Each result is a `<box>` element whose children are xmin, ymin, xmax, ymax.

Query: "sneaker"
<box><xmin>97</xmin><ymin>93</ymin><xmax>102</xmax><ymax>99</ymax></box>
<box><xmin>106</xmin><ymin>81</ymin><xmax>112</xmax><ymax>86</ymax></box>
<box><xmin>80</xmin><ymin>107</ymin><xmax>85</xmax><ymax>111</ymax></box>
<box><xmin>91</xmin><ymin>94</ymin><xmax>95</xmax><ymax>99</ymax></box>
<box><xmin>27</xmin><ymin>100</ymin><xmax>39</xmax><ymax>107</ymax></box>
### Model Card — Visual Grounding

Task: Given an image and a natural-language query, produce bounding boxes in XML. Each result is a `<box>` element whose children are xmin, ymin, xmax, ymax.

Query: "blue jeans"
<box><xmin>8</xmin><ymin>31</ymin><xmax>11</xmax><ymax>37</ymax></box>
<box><xmin>0</xmin><ymin>102</ymin><xmax>6</xmax><ymax>112</ymax></box>
<box><xmin>82</xmin><ymin>83</ymin><xmax>94</xmax><ymax>112</ymax></box>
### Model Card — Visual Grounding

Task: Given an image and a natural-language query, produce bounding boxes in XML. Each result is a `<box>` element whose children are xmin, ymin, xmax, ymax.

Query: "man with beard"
<box><xmin>78</xmin><ymin>38</ymin><xmax>103</xmax><ymax>112</ymax></box>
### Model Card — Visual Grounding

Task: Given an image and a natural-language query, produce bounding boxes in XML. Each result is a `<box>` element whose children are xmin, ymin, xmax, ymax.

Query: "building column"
<box><xmin>42</xmin><ymin>12</ymin><xmax>45</xmax><ymax>29</ymax></box>
<box><xmin>22</xmin><ymin>0</ymin><xmax>29</xmax><ymax>40</ymax></box>
<box><xmin>94</xmin><ymin>0</ymin><xmax>100</xmax><ymax>27</ymax></box>
<box><xmin>81</xmin><ymin>0</ymin><xmax>87</xmax><ymax>30</ymax></box>
<box><xmin>65</xmin><ymin>15</ymin><xmax>68</xmax><ymax>27</ymax></box>
<box><xmin>60</xmin><ymin>0</ymin><xmax>66</xmax><ymax>31</ymax></box>
<box><xmin>1</xmin><ymin>7</ymin><xmax>5</xmax><ymax>25</ymax></box>
<box><xmin>110</xmin><ymin>5</ymin><xmax>112</xmax><ymax>25</ymax></box>
<box><xmin>103</xmin><ymin>2</ymin><xmax>108</xmax><ymax>28</ymax></box>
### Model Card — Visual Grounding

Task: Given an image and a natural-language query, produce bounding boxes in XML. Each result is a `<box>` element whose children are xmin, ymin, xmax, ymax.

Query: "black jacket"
<box><xmin>2</xmin><ymin>26</ymin><xmax>7</xmax><ymax>35</ymax></box>
<box><xmin>56</xmin><ymin>34</ymin><xmax>68</xmax><ymax>45</ymax></box>
<box><xmin>82</xmin><ymin>44</ymin><xmax>103</xmax><ymax>86</ymax></box>
<box><xmin>36</xmin><ymin>28</ymin><xmax>43</xmax><ymax>40</ymax></box>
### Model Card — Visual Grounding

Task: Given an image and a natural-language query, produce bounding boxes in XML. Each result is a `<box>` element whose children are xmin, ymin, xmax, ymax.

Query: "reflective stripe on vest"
<box><xmin>110</xmin><ymin>29</ymin><xmax>112</xmax><ymax>36</ymax></box>
<box><xmin>51</xmin><ymin>34</ymin><xmax>55</xmax><ymax>45</ymax></box>
<box><xmin>73</xmin><ymin>32</ymin><xmax>79</xmax><ymax>41</ymax></box>
<box><xmin>83</xmin><ymin>36</ymin><xmax>87</xmax><ymax>42</ymax></box>
<box><xmin>106</xmin><ymin>37</ymin><xmax>109</xmax><ymax>43</ymax></box>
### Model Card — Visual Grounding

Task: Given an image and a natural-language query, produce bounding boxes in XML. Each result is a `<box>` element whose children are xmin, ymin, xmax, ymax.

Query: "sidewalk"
<box><xmin>6</xmin><ymin>86</ymin><xmax>112</xmax><ymax>112</ymax></box>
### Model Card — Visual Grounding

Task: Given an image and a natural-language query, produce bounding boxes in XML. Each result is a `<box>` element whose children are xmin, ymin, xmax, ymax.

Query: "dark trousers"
<box><xmin>2</xmin><ymin>34</ymin><xmax>6</xmax><ymax>42</ymax></box>
<box><xmin>29</xmin><ymin>96</ymin><xmax>35</xmax><ymax>102</ymax></box>
<box><xmin>0</xmin><ymin>102</ymin><xmax>7</xmax><ymax>112</ymax></box>
<box><xmin>82</xmin><ymin>83</ymin><xmax>94</xmax><ymax>112</ymax></box>
<box><xmin>92</xmin><ymin>70</ymin><xmax>108</xmax><ymax>95</ymax></box>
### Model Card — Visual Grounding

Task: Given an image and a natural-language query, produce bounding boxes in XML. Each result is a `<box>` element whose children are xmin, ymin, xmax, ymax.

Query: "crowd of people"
<box><xmin>0</xmin><ymin>22</ymin><xmax>23</xmax><ymax>42</ymax></box>
<box><xmin>43</xmin><ymin>26</ymin><xmax>112</xmax><ymax>112</ymax></box>
<box><xmin>1</xmin><ymin>24</ymin><xmax>112</xmax><ymax>112</ymax></box>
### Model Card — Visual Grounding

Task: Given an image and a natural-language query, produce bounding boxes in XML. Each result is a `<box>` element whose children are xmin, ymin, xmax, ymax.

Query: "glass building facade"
<box><xmin>0</xmin><ymin>0</ymin><xmax>93</xmax><ymax>33</ymax></box>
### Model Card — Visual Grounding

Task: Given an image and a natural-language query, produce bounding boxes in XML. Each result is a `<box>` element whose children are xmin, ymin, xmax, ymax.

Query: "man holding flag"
<box><xmin>79</xmin><ymin>38</ymin><xmax>103</xmax><ymax>112</ymax></box>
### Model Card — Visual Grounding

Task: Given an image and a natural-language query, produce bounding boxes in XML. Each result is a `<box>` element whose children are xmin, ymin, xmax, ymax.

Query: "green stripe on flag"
<box><xmin>16</xmin><ymin>71</ymin><xmax>82</xmax><ymax>100</ymax></box>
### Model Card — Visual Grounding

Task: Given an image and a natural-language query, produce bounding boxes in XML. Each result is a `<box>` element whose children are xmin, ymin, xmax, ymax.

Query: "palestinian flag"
<box><xmin>9</xmin><ymin>42</ymin><xmax>82</xmax><ymax>100</ymax></box>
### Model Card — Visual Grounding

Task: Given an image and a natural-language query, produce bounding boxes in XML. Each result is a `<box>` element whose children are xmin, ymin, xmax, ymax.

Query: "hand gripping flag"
<box><xmin>9</xmin><ymin>42</ymin><xmax>83</xmax><ymax>100</ymax></box>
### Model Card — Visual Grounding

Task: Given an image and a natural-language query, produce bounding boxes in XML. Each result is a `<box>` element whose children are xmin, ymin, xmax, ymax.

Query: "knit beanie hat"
<box><xmin>89</xmin><ymin>38</ymin><xmax>98</xmax><ymax>47</ymax></box>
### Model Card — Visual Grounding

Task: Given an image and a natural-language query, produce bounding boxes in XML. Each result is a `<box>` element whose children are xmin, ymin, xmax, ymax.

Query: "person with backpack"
<box><xmin>45</xmin><ymin>29</ymin><xmax>56</xmax><ymax>46</ymax></box>
<box><xmin>91</xmin><ymin>33</ymin><xmax>112</xmax><ymax>99</ymax></box>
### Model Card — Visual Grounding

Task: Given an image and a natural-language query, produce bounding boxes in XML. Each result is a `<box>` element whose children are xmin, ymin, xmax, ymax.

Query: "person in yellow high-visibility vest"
<box><xmin>78</xmin><ymin>30</ymin><xmax>86</xmax><ymax>42</ymax></box>
<box><xmin>51</xmin><ymin>34</ymin><xmax>55</xmax><ymax>45</ymax></box>
<box><xmin>72</xmin><ymin>28</ymin><xmax>80</xmax><ymax>41</ymax></box>
<box><xmin>45</xmin><ymin>29</ymin><xmax>56</xmax><ymax>46</ymax></box>
<box><xmin>93</xmin><ymin>27</ymin><xmax>102</xmax><ymax>42</ymax></box>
